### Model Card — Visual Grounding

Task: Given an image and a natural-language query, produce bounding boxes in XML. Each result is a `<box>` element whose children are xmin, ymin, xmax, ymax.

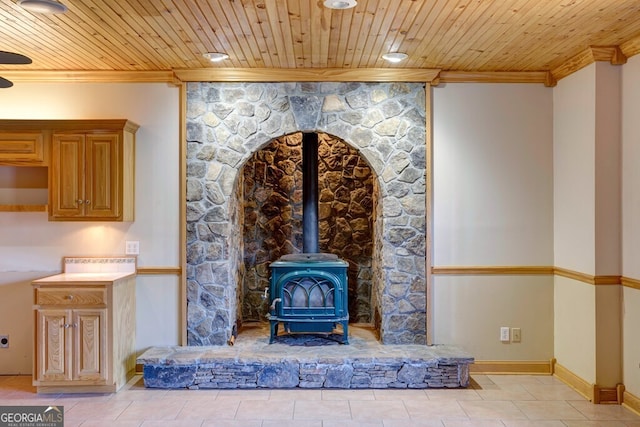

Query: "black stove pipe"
<box><xmin>302</xmin><ymin>132</ymin><xmax>319</xmax><ymax>253</ymax></box>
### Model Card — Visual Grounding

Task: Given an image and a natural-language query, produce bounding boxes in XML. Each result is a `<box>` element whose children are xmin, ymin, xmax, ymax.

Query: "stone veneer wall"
<box><xmin>186</xmin><ymin>82</ymin><xmax>427</xmax><ymax>345</ymax></box>
<box><xmin>241</xmin><ymin>132</ymin><xmax>374</xmax><ymax>323</ymax></box>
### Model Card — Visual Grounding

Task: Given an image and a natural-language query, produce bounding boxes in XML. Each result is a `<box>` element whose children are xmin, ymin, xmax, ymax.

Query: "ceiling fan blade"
<box><xmin>0</xmin><ymin>77</ymin><xmax>14</xmax><ymax>88</ymax></box>
<box><xmin>0</xmin><ymin>51</ymin><xmax>32</xmax><ymax>65</ymax></box>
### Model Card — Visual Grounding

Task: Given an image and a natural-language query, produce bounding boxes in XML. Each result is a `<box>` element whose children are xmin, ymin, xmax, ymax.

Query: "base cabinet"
<box><xmin>36</xmin><ymin>309</ymin><xmax>106</xmax><ymax>383</ymax></box>
<box><xmin>33</xmin><ymin>275</ymin><xmax>136</xmax><ymax>393</ymax></box>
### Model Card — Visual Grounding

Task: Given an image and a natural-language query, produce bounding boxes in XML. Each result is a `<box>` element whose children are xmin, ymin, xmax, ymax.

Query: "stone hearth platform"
<box><xmin>138</xmin><ymin>323</ymin><xmax>474</xmax><ymax>390</ymax></box>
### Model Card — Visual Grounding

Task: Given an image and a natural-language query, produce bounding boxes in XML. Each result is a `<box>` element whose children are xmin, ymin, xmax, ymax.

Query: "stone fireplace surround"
<box><xmin>185</xmin><ymin>81</ymin><xmax>427</xmax><ymax>346</ymax></box>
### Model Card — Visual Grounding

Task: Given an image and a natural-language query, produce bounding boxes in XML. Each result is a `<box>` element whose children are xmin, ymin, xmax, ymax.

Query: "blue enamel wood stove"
<box><xmin>268</xmin><ymin>253</ymin><xmax>349</xmax><ymax>344</ymax></box>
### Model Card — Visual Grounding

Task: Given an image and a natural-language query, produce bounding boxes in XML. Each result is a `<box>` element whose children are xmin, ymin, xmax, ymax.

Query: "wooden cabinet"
<box><xmin>32</xmin><ymin>275</ymin><xmax>136</xmax><ymax>394</ymax></box>
<box><xmin>0</xmin><ymin>119</ymin><xmax>138</xmax><ymax>219</ymax></box>
<box><xmin>35</xmin><ymin>308</ymin><xmax>106</xmax><ymax>383</ymax></box>
<box><xmin>50</xmin><ymin>120</ymin><xmax>138</xmax><ymax>221</ymax></box>
<box><xmin>0</xmin><ymin>131</ymin><xmax>47</xmax><ymax>165</ymax></box>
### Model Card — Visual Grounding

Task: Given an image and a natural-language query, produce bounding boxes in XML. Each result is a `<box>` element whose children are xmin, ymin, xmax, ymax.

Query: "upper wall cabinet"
<box><xmin>0</xmin><ymin>120</ymin><xmax>138</xmax><ymax>220</ymax></box>
<box><xmin>49</xmin><ymin>120</ymin><xmax>138</xmax><ymax>222</ymax></box>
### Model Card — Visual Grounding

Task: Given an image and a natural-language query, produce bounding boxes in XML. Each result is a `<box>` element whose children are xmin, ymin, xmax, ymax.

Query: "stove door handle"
<box><xmin>270</xmin><ymin>298</ymin><xmax>281</xmax><ymax>311</ymax></box>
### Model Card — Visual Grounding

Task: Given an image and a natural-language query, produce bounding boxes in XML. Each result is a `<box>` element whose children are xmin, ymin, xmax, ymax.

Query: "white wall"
<box><xmin>553</xmin><ymin>62</ymin><xmax>625</xmax><ymax>388</ymax></box>
<box><xmin>622</xmin><ymin>54</ymin><xmax>640</xmax><ymax>398</ymax></box>
<box><xmin>553</xmin><ymin>65</ymin><xmax>597</xmax><ymax>275</ymax></box>
<box><xmin>432</xmin><ymin>83</ymin><xmax>554</xmax><ymax>359</ymax></box>
<box><xmin>0</xmin><ymin>82</ymin><xmax>181</xmax><ymax>374</ymax></box>
<box><xmin>552</xmin><ymin>65</ymin><xmax>597</xmax><ymax>382</ymax></box>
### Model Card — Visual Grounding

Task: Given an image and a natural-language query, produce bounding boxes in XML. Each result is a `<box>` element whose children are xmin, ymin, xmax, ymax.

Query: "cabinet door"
<box><xmin>50</xmin><ymin>134</ymin><xmax>85</xmax><ymax>218</ymax></box>
<box><xmin>85</xmin><ymin>134</ymin><xmax>120</xmax><ymax>218</ymax></box>
<box><xmin>73</xmin><ymin>309</ymin><xmax>107</xmax><ymax>382</ymax></box>
<box><xmin>36</xmin><ymin>309</ymin><xmax>72</xmax><ymax>382</ymax></box>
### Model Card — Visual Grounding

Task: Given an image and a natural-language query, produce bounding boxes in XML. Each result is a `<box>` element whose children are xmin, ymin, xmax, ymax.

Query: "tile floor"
<box><xmin>1</xmin><ymin>374</ymin><xmax>639</xmax><ymax>426</ymax></box>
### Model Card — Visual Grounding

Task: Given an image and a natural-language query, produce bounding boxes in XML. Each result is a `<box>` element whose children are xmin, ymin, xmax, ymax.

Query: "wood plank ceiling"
<box><xmin>0</xmin><ymin>0</ymin><xmax>639</xmax><ymax>83</ymax></box>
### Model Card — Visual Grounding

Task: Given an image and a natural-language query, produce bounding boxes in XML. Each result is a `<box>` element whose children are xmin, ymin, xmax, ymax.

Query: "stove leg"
<box><xmin>269</xmin><ymin>320</ymin><xmax>279</xmax><ymax>343</ymax></box>
<box><xmin>342</xmin><ymin>320</ymin><xmax>349</xmax><ymax>344</ymax></box>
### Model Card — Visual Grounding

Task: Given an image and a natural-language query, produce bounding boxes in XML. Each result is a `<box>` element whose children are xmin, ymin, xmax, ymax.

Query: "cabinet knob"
<box><xmin>76</xmin><ymin>199</ymin><xmax>83</xmax><ymax>205</ymax></box>
<box><xmin>85</xmin><ymin>200</ymin><xmax>91</xmax><ymax>205</ymax></box>
<box><xmin>65</xmin><ymin>295</ymin><xmax>74</xmax><ymax>300</ymax></box>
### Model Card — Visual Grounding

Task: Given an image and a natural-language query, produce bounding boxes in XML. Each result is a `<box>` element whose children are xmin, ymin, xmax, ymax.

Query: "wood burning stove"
<box><xmin>268</xmin><ymin>132</ymin><xmax>349</xmax><ymax>344</ymax></box>
<box><xmin>268</xmin><ymin>253</ymin><xmax>349</xmax><ymax>343</ymax></box>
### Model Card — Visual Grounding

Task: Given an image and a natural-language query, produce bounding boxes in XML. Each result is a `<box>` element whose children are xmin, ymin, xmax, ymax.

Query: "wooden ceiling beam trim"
<box><xmin>621</xmin><ymin>34</ymin><xmax>640</xmax><ymax>58</ymax></box>
<box><xmin>174</xmin><ymin>67</ymin><xmax>440</xmax><ymax>83</ymax></box>
<box><xmin>551</xmin><ymin>45</ymin><xmax>628</xmax><ymax>82</ymax></box>
<box><xmin>591</xmin><ymin>46</ymin><xmax>627</xmax><ymax>65</ymax></box>
<box><xmin>437</xmin><ymin>71</ymin><xmax>549</xmax><ymax>85</ymax></box>
<box><xmin>0</xmin><ymin>70</ymin><xmax>175</xmax><ymax>83</ymax></box>
<box><xmin>551</xmin><ymin>47</ymin><xmax>596</xmax><ymax>81</ymax></box>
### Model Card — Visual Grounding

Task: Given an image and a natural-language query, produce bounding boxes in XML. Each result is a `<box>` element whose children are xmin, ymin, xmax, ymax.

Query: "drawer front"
<box><xmin>36</xmin><ymin>288</ymin><xmax>106</xmax><ymax>306</ymax></box>
<box><xmin>0</xmin><ymin>133</ymin><xmax>45</xmax><ymax>163</ymax></box>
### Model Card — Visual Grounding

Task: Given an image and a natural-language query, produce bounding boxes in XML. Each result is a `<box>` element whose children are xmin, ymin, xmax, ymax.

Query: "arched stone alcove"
<box><xmin>240</xmin><ymin>131</ymin><xmax>376</xmax><ymax>324</ymax></box>
<box><xmin>185</xmin><ymin>81</ymin><xmax>427</xmax><ymax>345</ymax></box>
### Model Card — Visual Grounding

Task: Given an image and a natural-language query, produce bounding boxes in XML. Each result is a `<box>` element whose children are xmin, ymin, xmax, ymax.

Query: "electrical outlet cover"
<box><xmin>500</xmin><ymin>327</ymin><xmax>510</xmax><ymax>342</ymax></box>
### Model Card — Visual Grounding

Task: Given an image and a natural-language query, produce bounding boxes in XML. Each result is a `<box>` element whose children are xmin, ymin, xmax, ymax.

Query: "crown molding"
<box><xmin>173</xmin><ymin>68</ymin><xmax>441</xmax><ymax>83</ymax></box>
<box><xmin>0</xmin><ymin>70</ymin><xmax>176</xmax><ymax>83</ymax></box>
<box><xmin>551</xmin><ymin>45</ymin><xmax>628</xmax><ymax>82</ymax></box>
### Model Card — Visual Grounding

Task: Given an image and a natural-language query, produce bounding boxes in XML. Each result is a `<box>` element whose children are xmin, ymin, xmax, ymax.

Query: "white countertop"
<box><xmin>33</xmin><ymin>272</ymin><xmax>136</xmax><ymax>284</ymax></box>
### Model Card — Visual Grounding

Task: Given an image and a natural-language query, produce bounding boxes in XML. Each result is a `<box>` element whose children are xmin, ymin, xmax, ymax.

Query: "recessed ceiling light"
<box><xmin>382</xmin><ymin>52</ymin><xmax>408</xmax><ymax>63</ymax></box>
<box><xmin>203</xmin><ymin>52</ymin><xmax>229</xmax><ymax>62</ymax></box>
<box><xmin>323</xmin><ymin>0</ymin><xmax>357</xmax><ymax>10</ymax></box>
<box><xmin>18</xmin><ymin>0</ymin><xmax>68</xmax><ymax>14</ymax></box>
